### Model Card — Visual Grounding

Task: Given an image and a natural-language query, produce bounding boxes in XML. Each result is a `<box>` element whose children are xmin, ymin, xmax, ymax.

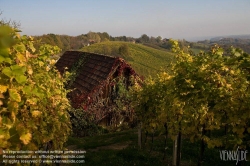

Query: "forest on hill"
<box><xmin>197</xmin><ymin>37</ymin><xmax>250</xmax><ymax>54</ymax></box>
<box><xmin>33</xmin><ymin>31</ymin><xmax>250</xmax><ymax>55</ymax></box>
<box><xmin>33</xmin><ymin>32</ymin><xmax>176</xmax><ymax>53</ymax></box>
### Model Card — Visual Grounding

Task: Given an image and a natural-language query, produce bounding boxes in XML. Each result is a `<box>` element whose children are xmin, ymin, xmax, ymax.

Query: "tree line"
<box><xmin>33</xmin><ymin>32</ymin><xmax>176</xmax><ymax>52</ymax></box>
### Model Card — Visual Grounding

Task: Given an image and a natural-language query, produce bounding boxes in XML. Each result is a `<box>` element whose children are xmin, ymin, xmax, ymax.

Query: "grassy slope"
<box><xmin>190</xmin><ymin>48</ymin><xmax>203</xmax><ymax>54</ymax></box>
<box><xmin>65</xmin><ymin>129</ymin><xmax>245</xmax><ymax>166</ymax></box>
<box><xmin>81</xmin><ymin>41</ymin><xmax>174</xmax><ymax>78</ymax></box>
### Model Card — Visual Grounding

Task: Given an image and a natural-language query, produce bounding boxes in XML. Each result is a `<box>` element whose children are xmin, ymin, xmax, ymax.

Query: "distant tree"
<box><xmin>135</xmin><ymin>38</ymin><xmax>141</xmax><ymax>43</ymax></box>
<box><xmin>156</xmin><ymin>36</ymin><xmax>162</xmax><ymax>43</ymax></box>
<box><xmin>140</xmin><ymin>34</ymin><xmax>150</xmax><ymax>43</ymax></box>
<box><xmin>102</xmin><ymin>32</ymin><xmax>110</xmax><ymax>41</ymax></box>
<box><xmin>97</xmin><ymin>32</ymin><xmax>110</xmax><ymax>42</ymax></box>
<box><xmin>87</xmin><ymin>31</ymin><xmax>101</xmax><ymax>43</ymax></box>
<box><xmin>150</xmin><ymin>36</ymin><xmax>157</xmax><ymax>44</ymax></box>
<box><xmin>114</xmin><ymin>36</ymin><xmax>127</xmax><ymax>41</ymax></box>
<box><xmin>161</xmin><ymin>40</ymin><xmax>172</xmax><ymax>49</ymax></box>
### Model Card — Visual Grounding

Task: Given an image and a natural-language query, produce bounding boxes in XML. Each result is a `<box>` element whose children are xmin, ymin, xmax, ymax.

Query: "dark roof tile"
<box><xmin>55</xmin><ymin>51</ymin><xmax>140</xmax><ymax>108</ymax></box>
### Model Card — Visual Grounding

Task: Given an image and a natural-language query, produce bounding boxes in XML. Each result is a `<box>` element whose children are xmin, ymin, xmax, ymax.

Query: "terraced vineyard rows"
<box><xmin>81</xmin><ymin>41</ymin><xmax>174</xmax><ymax>77</ymax></box>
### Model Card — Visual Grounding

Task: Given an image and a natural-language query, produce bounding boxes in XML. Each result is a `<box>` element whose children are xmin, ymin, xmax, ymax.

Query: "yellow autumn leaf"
<box><xmin>9</xmin><ymin>89</ymin><xmax>21</xmax><ymax>102</ymax></box>
<box><xmin>38</xmin><ymin>61</ymin><xmax>44</xmax><ymax>67</ymax></box>
<box><xmin>27</xmin><ymin>68</ymin><xmax>33</xmax><ymax>75</ymax></box>
<box><xmin>0</xmin><ymin>85</ymin><xmax>8</xmax><ymax>93</ymax></box>
<box><xmin>16</xmin><ymin>52</ymin><xmax>27</xmax><ymax>63</ymax></box>
<box><xmin>20</xmin><ymin>132</ymin><xmax>32</xmax><ymax>145</ymax></box>
<box><xmin>185</xmin><ymin>79</ymin><xmax>191</xmax><ymax>83</ymax></box>
<box><xmin>50</xmin><ymin>59</ymin><xmax>56</xmax><ymax>65</ymax></box>
<box><xmin>11</xmin><ymin>111</ymin><xmax>16</xmax><ymax>122</ymax></box>
<box><xmin>25</xmin><ymin>50</ymin><xmax>31</xmax><ymax>59</ymax></box>
<box><xmin>0</xmin><ymin>135</ymin><xmax>4</xmax><ymax>139</ymax></box>
<box><xmin>5</xmin><ymin>122</ymin><xmax>13</xmax><ymax>129</ymax></box>
<box><xmin>32</xmin><ymin>110</ymin><xmax>41</xmax><ymax>118</ymax></box>
<box><xmin>0</xmin><ymin>93</ymin><xmax>4</xmax><ymax>98</ymax></box>
<box><xmin>26</xmin><ymin>99</ymin><xmax>37</xmax><ymax>105</ymax></box>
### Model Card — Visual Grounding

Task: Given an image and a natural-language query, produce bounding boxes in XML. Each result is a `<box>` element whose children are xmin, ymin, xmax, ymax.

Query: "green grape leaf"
<box><xmin>2</xmin><ymin>67</ymin><xmax>13</xmax><ymax>77</ymax></box>
<box><xmin>0</xmin><ymin>55</ymin><xmax>5</xmax><ymax>63</ymax></box>
<box><xmin>23</xmin><ymin>86</ymin><xmax>32</xmax><ymax>95</ymax></box>
<box><xmin>28</xmin><ymin>43</ymin><xmax>36</xmax><ymax>53</ymax></box>
<box><xmin>3</xmin><ymin>58</ymin><xmax>12</xmax><ymax>64</ymax></box>
<box><xmin>216</xmin><ymin>48</ymin><xmax>224</xmax><ymax>56</ymax></box>
<box><xmin>33</xmin><ymin>87</ymin><xmax>44</xmax><ymax>98</ymax></box>
<box><xmin>0</xmin><ymin>48</ymin><xmax>10</xmax><ymax>57</ymax></box>
<box><xmin>13</xmin><ymin>43</ymin><xmax>26</xmax><ymax>53</ymax></box>
<box><xmin>15</xmin><ymin>75</ymin><xmax>27</xmax><ymax>84</ymax></box>
<box><xmin>10</xmin><ymin>65</ymin><xmax>26</xmax><ymax>75</ymax></box>
<box><xmin>9</xmin><ymin>89</ymin><xmax>21</xmax><ymax>102</ymax></box>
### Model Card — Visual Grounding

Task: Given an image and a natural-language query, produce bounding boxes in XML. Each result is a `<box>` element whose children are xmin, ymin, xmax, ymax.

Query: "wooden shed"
<box><xmin>55</xmin><ymin>51</ymin><xmax>141</xmax><ymax>125</ymax></box>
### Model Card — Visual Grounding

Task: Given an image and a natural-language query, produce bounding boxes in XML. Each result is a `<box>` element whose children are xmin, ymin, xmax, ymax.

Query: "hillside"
<box><xmin>81</xmin><ymin>41</ymin><xmax>174</xmax><ymax>77</ymax></box>
<box><xmin>210</xmin><ymin>34</ymin><xmax>250</xmax><ymax>41</ymax></box>
<box><xmin>196</xmin><ymin>37</ymin><xmax>250</xmax><ymax>54</ymax></box>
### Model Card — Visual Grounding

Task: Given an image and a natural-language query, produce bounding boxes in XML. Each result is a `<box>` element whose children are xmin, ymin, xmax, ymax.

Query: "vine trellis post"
<box><xmin>138</xmin><ymin>122</ymin><xmax>142</xmax><ymax>149</ymax></box>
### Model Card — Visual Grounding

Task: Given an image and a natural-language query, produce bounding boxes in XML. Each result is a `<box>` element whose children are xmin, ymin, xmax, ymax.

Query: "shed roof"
<box><xmin>55</xmin><ymin>51</ymin><xmax>139</xmax><ymax>107</ymax></box>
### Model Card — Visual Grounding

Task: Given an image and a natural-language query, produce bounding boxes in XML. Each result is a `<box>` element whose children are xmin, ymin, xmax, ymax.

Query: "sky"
<box><xmin>1</xmin><ymin>0</ymin><xmax>250</xmax><ymax>41</ymax></box>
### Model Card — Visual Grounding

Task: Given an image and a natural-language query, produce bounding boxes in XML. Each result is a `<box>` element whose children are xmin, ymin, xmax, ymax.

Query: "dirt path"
<box><xmin>67</xmin><ymin>141</ymin><xmax>131</xmax><ymax>152</ymax></box>
<box><xmin>88</xmin><ymin>141</ymin><xmax>131</xmax><ymax>151</ymax></box>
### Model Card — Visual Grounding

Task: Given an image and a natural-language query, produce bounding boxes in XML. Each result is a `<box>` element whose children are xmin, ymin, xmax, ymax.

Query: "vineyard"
<box><xmin>81</xmin><ymin>41</ymin><xmax>174</xmax><ymax>77</ymax></box>
<box><xmin>1</xmin><ymin>21</ymin><xmax>250</xmax><ymax>166</ymax></box>
<box><xmin>0</xmin><ymin>23</ymin><xmax>71</xmax><ymax>152</ymax></box>
<box><xmin>133</xmin><ymin>40</ymin><xmax>250</xmax><ymax>165</ymax></box>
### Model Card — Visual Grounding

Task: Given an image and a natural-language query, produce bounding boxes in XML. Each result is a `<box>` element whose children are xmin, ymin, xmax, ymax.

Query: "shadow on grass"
<box><xmin>65</xmin><ymin>129</ymin><xmax>250</xmax><ymax>166</ymax></box>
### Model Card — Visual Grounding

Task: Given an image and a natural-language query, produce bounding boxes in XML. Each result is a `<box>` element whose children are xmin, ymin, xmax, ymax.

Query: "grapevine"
<box><xmin>0</xmin><ymin>24</ymin><xmax>71</xmax><ymax>151</ymax></box>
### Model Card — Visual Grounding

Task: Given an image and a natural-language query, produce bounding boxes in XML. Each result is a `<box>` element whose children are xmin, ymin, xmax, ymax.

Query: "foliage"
<box><xmin>196</xmin><ymin>37</ymin><xmax>250</xmax><ymax>54</ymax></box>
<box><xmin>69</xmin><ymin>108</ymin><xmax>108</xmax><ymax>137</ymax></box>
<box><xmin>109</xmin><ymin>77</ymin><xmax>137</xmax><ymax>129</ymax></box>
<box><xmin>171</xmin><ymin>41</ymin><xmax>250</xmax><ymax>149</ymax></box>
<box><xmin>69</xmin><ymin>75</ymin><xmax>138</xmax><ymax>137</ymax></box>
<box><xmin>139</xmin><ymin>34</ymin><xmax>150</xmax><ymax>43</ymax></box>
<box><xmin>33</xmin><ymin>32</ymin><xmax>111</xmax><ymax>52</ymax></box>
<box><xmin>133</xmin><ymin>39</ymin><xmax>250</xmax><ymax>153</ymax></box>
<box><xmin>0</xmin><ymin>25</ymin><xmax>71</xmax><ymax>150</ymax></box>
<box><xmin>33</xmin><ymin>34</ymin><xmax>85</xmax><ymax>52</ymax></box>
<box><xmin>87</xmin><ymin>31</ymin><xmax>101</xmax><ymax>43</ymax></box>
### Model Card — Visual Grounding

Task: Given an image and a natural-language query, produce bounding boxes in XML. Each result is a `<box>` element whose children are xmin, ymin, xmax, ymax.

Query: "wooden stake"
<box><xmin>138</xmin><ymin>122</ymin><xmax>142</xmax><ymax>149</ymax></box>
<box><xmin>173</xmin><ymin>135</ymin><xmax>178</xmax><ymax>166</ymax></box>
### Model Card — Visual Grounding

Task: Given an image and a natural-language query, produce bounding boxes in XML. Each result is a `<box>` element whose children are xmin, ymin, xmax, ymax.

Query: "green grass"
<box><xmin>81</xmin><ymin>41</ymin><xmax>174</xmax><ymax>78</ymax></box>
<box><xmin>142</xmin><ymin>43</ymin><xmax>170</xmax><ymax>52</ymax></box>
<box><xmin>67</xmin><ymin>130</ymin><xmax>136</xmax><ymax>150</ymax></box>
<box><xmin>65</xmin><ymin>129</ymin><xmax>250</xmax><ymax>166</ymax></box>
<box><xmin>190</xmin><ymin>48</ymin><xmax>204</xmax><ymax>54</ymax></box>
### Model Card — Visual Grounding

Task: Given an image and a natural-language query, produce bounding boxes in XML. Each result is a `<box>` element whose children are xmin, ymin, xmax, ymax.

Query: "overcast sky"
<box><xmin>1</xmin><ymin>0</ymin><xmax>250</xmax><ymax>41</ymax></box>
